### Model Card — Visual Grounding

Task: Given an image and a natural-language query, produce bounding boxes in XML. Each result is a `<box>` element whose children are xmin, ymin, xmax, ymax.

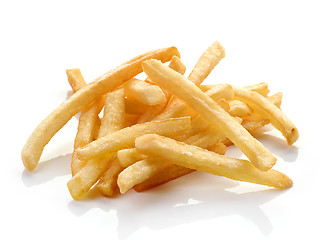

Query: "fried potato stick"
<box><xmin>135</xmin><ymin>134</ymin><xmax>293</xmax><ymax>189</ymax></box>
<box><xmin>232</xmin><ymin>87</ymin><xmax>298</xmax><ymax>145</ymax></box>
<box><xmin>22</xmin><ymin>46</ymin><xmax>180</xmax><ymax>171</ymax></box>
<box><xmin>124</xmin><ymin>78</ymin><xmax>167</xmax><ymax>105</ymax></box>
<box><xmin>142</xmin><ymin>60</ymin><xmax>276</xmax><ymax>171</ymax></box>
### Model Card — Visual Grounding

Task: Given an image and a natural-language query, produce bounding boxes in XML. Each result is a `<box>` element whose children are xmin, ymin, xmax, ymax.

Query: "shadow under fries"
<box><xmin>21</xmin><ymin>153</ymin><xmax>72</xmax><ymax>187</ymax></box>
<box><xmin>67</xmin><ymin>171</ymin><xmax>290</xmax><ymax>239</ymax></box>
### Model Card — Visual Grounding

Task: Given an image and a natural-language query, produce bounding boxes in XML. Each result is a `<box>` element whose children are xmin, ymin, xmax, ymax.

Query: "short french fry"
<box><xmin>142</xmin><ymin>59</ymin><xmax>276</xmax><ymax>171</ymax></box>
<box><xmin>117</xmin><ymin>148</ymin><xmax>147</xmax><ymax>168</ymax></box>
<box><xmin>22</xmin><ymin>46</ymin><xmax>180</xmax><ymax>171</ymax></box>
<box><xmin>206</xmin><ymin>141</ymin><xmax>227</xmax><ymax>155</ymax></box>
<box><xmin>124</xmin><ymin>78</ymin><xmax>167</xmax><ymax>105</ymax></box>
<box><xmin>232</xmin><ymin>86</ymin><xmax>298</xmax><ymax>145</ymax></box>
<box><xmin>76</xmin><ymin>117</ymin><xmax>191</xmax><ymax>161</ymax></box>
<box><xmin>228</xmin><ymin>100</ymin><xmax>252</xmax><ymax>117</ymax></box>
<box><xmin>135</xmin><ymin>134</ymin><xmax>293</xmax><ymax>189</ymax></box>
<box><xmin>244</xmin><ymin>82</ymin><xmax>270</xmax><ymax>97</ymax></box>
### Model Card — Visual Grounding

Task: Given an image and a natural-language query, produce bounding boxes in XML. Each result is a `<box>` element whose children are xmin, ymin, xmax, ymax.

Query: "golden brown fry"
<box><xmin>117</xmin><ymin>148</ymin><xmax>147</xmax><ymax>168</ymax></box>
<box><xmin>22</xmin><ymin>47</ymin><xmax>180</xmax><ymax>171</ymax></box>
<box><xmin>124</xmin><ymin>78</ymin><xmax>167</xmax><ymax>105</ymax></box>
<box><xmin>228</xmin><ymin>100</ymin><xmax>253</xmax><ymax>117</ymax></box>
<box><xmin>244</xmin><ymin>82</ymin><xmax>270</xmax><ymax>97</ymax></box>
<box><xmin>67</xmin><ymin>69</ymin><xmax>86</xmax><ymax>93</ymax></box>
<box><xmin>135</xmin><ymin>134</ymin><xmax>293</xmax><ymax>189</ymax></box>
<box><xmin>125</xmin><ymin>96</ymin><xmax>149</xmax><ymax>115</ymax></box>
<box><xmin>123</xmin><ymin>113</ymin><xmax>140</xmax><ymax>127</ymax></box>
<box><xmin>143</xmin><ymin>59</ymin><xmax>276</xmax><ymax>171</ymax></box>
<box><xmin>206</xmin><ymin>141</ymin><xmax>227</xmax><ymax>155</ymax></box>
<box><xmin>76</xmin><ymin>117</ymin><xmax>191</xmax><ymax>161</ymax></box>
<box><xmin>232</xmin><ymin>86</ymin><xmax>298</xmax><ymax>145</ymax></box>
<box><xmin>188</xmin><ymin>41</ymin><xmax>225</xmax><ymax>85</ymax></box>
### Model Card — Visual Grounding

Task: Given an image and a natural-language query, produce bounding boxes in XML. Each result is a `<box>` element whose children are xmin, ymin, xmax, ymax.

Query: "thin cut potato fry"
<box><xmin>142</xmin><ymin>59</ymin><xmax>276</xmax><ymax>171</ymax></box>
<box><xmin>188</xmin><ymin>41</ymin><xmax>225</xmax><ymax>85</ymax></box>
<box><xmin>66</xmin><ymin>69</ymin><xmax>104</xmax><ymax>176</ymax></box>
<box><xmin>135</xmin><ymin>134</ymin><xmax>293</xmax><ymax>189</ymax></box>
<box><xmin>67</xmin><ymin>69</ymin><xmax>87</xmax><ymax>93</ymax></box>
<box><xmin>232</xmin><ymin>86</ymin><xmax>299</xmax><ymax>145</ymax></box>
<box><xmin>117</xmin><ymin>148</ymin><xmax>147</xmax><ymax>168</ymax></box>
<box><xmin>244</xmin><ymin>82</ymin><xmax>270</xmax><ymax>97</ymax></box>
<box><xmin>124</xmin><ymin>78</ymin><xmax>167</xmax><ymax>105</ymax></box>
<box><xmin>76</xmin><ymin>117</ymin><xmax>191</xmax><ymax>161</ymax></box>
<box><xmin>228</xmin><ymin>100</ymin><xmax>252</xmax><ymax>117</ymax></box>
<box><xmin>96</xmin><ymin>88</ymin><xmax>126</xmax><ymax>197</ymax></box>
<box><xmin>22</xmin><ymin>47</ymin><xmax>180</xmax><ymax>171</ymax></box>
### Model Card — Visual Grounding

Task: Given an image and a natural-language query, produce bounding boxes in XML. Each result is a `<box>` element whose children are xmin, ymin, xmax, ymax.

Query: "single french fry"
<box><xmin>124</xmin><ymin>78</ymin><xmax>167</xmax><ymax>105</ymax></box>
<box><xmin>22</xmin><ymin>47</ymin><xmax>180</xmax><ymax>171</ymax></box>
<box><xmin>188</xmin><ymin>41</ymin><xmax>225</xmax><ymax>86</ymax></box>
<box><xmin>117</xmin><ymin>148</ymin><xmax>147</xmax><ymax>168</ymax></box>
<box><xmin>232</xmin><ymin>86</ymin><xmax>298</xmax><ymax>145</ymax></box>
<box><xmin>138</xmin><ymin>56</ymin><xmax>186</xmax><ymax>123</ymax></box>
<box><xmin>244</xmin><ymin>82</ymin><xmax>270</xmax><ymax>97</ymax></box>
<box><xmin>76</xmin><ymin>117</ymin><xmax>191</xmax><ymax>161</ymax></box>
<box><xmin>228</xmin><ymin>100</ymin><xmax>253</xmax><ymax>117</ymax></box>
<box><xmin>98</xmin><ymin>88</ymin><xmax>125</xmax><ymax>135</ymax></box>
<box><xmin>123</xmin><ymin>113</ymin><xmax>140</xmax><ymax>128</ymax></box>
<box><xmin>96</xmin><ymin>88</ymin><xmax>126</xmax><ymax>197</ymax></box>
<box><xmin>143</xmin><ymin>60</ymin><xmax>276</xmax><ymax>171</ymax></box>
<box><xmin>135</xmin><ymin>134</ymin><xmax>293</xmax><ymax>189</ymax></box>
<box><xmin>66</xmin><ymin>69</ymin><xmax>104</xmax><ymax>176</ymax></box>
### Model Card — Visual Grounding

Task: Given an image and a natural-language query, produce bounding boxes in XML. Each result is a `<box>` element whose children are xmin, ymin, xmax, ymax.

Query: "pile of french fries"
<box><xmin>21</xmin><ymin>41</ymin><xmax>299</xmax><ymax>200</ymax></box>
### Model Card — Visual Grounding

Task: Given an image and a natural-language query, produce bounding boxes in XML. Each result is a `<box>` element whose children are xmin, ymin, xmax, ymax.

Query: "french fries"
<box><xmin>22</xmin><ymin>42</ymin><xmax>298</xmax><ymax>203</ymax></box>
<box><xmin>21</xmin><ymin>46</ymin><xmax>180</xmax><ymax>171</ymax></box>
<box><xmin>142</xmin><ymin>59</ymin><xmax>277</xmax><ymax>171</ymax></box>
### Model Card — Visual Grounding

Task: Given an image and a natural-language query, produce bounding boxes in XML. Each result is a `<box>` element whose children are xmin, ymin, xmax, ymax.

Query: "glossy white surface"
<box><xmin>1</xmin><ymin>1</ymin><xmax>329</xmax><ymax>239</ymax></box>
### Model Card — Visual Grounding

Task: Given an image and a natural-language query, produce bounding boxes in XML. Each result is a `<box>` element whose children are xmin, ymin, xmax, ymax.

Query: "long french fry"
<box><xmin>66</xmin><ymin>69</ymin><xmax>103</xmax><ymax>176</ymax></box>
<box><xmin>142</xmin><ymin>59</ymin><xmax>276</xmax><ymax>171</ymax></box>
<box><xmin>232</xmin><ymin>86</ymin><xmax>298</xmax><ymax>145</ymax></box>
<box><xmin>21</xmin><ymin>47</ymin><xmax>180</xmax><ymax>171</ymax></box>
<box><xmin>135</xmin><ymin>134</ymin><xmax>293</xmax><ymax>189</ymax></box>
<box><xmin>75</xmin><ymin>117</ymin><xmax>191</xmax><ymax>161</ymax></box>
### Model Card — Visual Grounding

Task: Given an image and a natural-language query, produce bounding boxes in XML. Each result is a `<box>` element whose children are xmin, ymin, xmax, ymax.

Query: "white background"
<box><xmin>1</xmin><ymin>0</ymin><xmax>329</xmax><ymax>239</ymax></box>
